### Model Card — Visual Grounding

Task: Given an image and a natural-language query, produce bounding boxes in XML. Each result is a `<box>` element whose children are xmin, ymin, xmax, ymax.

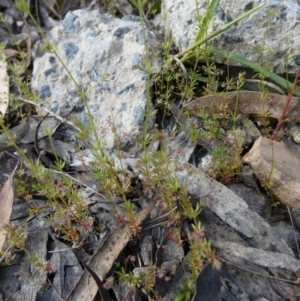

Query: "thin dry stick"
<box><xmin>272</xmin><ymin>67</ymin><xmax>300</xmax><ymax>140</ymax></box>
<box><xmin>287</xmin><ymin>206</ymin><xmax>300</xmax><ymax>258</ymax></box>
<box><xmin>18</xmin><ymin>96</ymin><xmax>83</xmax><ymax>133</ymax></box>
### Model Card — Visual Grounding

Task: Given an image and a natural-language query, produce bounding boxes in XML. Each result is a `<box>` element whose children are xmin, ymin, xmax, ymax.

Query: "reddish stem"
<box><xmin>272</xmin><ymin>67</ymin><xmax>300</xmax><ymax>140</ymax></box>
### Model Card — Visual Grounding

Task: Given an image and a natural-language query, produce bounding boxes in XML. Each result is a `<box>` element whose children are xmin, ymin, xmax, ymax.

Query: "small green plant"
<box><xmin>175</xmin><ymin>282</ymin><xmax>192</xmax><ymax>301</ymax></box>
<box><xmin>2</xmin><ymin>0</ymin><xmax>296</xmax><ymax>300</ymax></box>
<box><xmin>210</xmin><ymin>141</ymin><xmax>243</xmax><ymax>183</ymax></box>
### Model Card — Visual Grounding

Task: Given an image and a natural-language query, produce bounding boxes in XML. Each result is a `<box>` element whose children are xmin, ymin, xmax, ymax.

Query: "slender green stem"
<box><xmin>176</xmin><ymin>3</ymin><xmax>264</xmax><ymax>62</ymax></box>
<box><xmin>272</xmin><ymin>67</ymin><xmax>300</xmax><ymax>140</ymax></box>
<box><xmin>194</xmin><ymin>0</ymin><xmax>220</xmax><ymax>42</ymax></box>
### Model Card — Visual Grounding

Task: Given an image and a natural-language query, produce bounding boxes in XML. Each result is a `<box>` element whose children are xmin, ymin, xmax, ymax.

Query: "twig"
<box><xmin>287</xmin><ymin>206</ymin><xmax>300</xmax><ymax>259</ymax></box>
<box><xmin>18</xmin><ymin>96</ymin><xmax>82</xmax><ymax>133</ymax></box>
<box><xmin>272</xmin><ymin>67</ymin><xmax>300</xmax><ymax>140</ymax></box>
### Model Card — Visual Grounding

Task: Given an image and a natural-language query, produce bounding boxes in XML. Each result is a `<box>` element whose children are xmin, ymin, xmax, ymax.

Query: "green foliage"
<box><xmin>177</xmin><ymin>3</ymin><xmax>265</xmax><ymax>62</ymax></box>
<box><xmin>211</xmin><ymin>47</ymin><xmax>300</xmax><ymax>97</ymax></box>
<box><xmin>128</xmin><ymin>0</ymin><xmax>161</xmax><ymax>14</ymax></box>
<box><xmin>210</xmin><ymin>140</ymin><xmax>243</xmax><ymax>183</ymax></box>
<box><xmin>15</xmin><ymin>0</ymin><xmax>31</xmax><ymax>14</ymax></box>
<box><xmin>194</xmin><ymin>0</ymin><xmax>220</xmax><ymax>42</ymax></box>
<box><xmin>174</xmin><ymin>282</ymin><xmax>192</xmax><ymax>301</ymax></box>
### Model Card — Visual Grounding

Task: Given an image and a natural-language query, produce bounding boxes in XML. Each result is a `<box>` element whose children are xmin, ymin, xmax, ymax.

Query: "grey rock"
<box><xmin>162</xmin><ymin>0</ymin><xmax>300</xmax><ymax>74</ymax></box>
<box><xmin>31</xmin><ymin>9</ymin><xmax>160</xmax><ymax>151</ymax></box>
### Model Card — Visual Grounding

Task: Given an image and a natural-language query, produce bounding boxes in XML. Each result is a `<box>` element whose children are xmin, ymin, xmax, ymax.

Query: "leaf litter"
<box><xmin>2</xmin><ymin>2</ymin><xmax>300</xmax><ymax>301</ymax></box>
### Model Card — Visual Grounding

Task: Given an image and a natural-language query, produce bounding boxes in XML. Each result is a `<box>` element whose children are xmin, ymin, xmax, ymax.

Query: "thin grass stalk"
<box><xmin>176</xmin><ymin>3</ymin><xmax>264</xmax><ymax>62</ymax></box>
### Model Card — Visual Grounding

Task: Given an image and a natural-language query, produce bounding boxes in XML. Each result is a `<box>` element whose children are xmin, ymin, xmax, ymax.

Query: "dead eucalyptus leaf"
<box><xmin>44</xmin><ymin>234</ymin><xmax>83</xmax><ymax>299</ymax></box>
<box><xmin>186</xmin><ymin>91</ymin><xmax>300</xmax><ymax>122</ymax></box>
<box><xmin>0</xmin><ymin>162</ymin><xmax>18</xmax><ymax>252</ymax></box>
<box><xmin>244</xmin><ymin>79</ymin><xmax>285</xmax><ymax>95</ymax></box>
<box><xmin>4</xmin><ymin>48</ymin><xmax>19</xmax><ymax>58</ymax></box>
<box><xmin>175</xmin><ymin>163</ymin><xmax>292</xmax><ymax>254</ymax></box>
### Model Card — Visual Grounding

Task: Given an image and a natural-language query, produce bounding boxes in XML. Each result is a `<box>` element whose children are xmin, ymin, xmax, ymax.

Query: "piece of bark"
<box><xmin>216</xmin><ymin>241</ymin><xmax>300</xmax><ymax>300</ymax></box>
<box><xmin>199</xmin><ymin>207</ymin><xmax>294</xmax><ymax>300</ymax></box>
<box><xmin>163</xmin><ymin>256</ymin><xmax>191</xmax><ymax>301</ymax></box>
<box><xmin>243</xmin><ymin>136</ymin><xmax>300</xmax><ymax>208</ymax></box>
<box><xmin>37</xmin><ymin>237</ymin><xmax>83</xmax><ymax>301</ymax></box>
<box><xmin>19</xmin><ymin>115</ymin><xmax>68</xmax><ymax>144</ymax></box>
<box><xmin>0</xmin><ymin>115</ymin><xmax>65</xmax><ymax>152</ymax></box>
<box><xmin>18</xmin><ymin>228</ymin><xmax>49</xmax><ymax>301</ymax></box>
<box><xmin>175</xmin><ymin>164</ymin><xmax>293</xmax><ymax>255</ymax></box>
<box><xmin>38</xmin><ymin>137</ymin><xmax>76</xmax><ymax>165</ymax></box>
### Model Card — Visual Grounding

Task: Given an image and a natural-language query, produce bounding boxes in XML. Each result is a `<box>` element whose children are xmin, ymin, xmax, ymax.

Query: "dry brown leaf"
<box><xmin>186</xmin><ymin>91</ymin><xmax>300</xmax><ymax>122</ymax></box>
<box><xmin>0</xmin><ymin>51</ymin><xmax>9</xmax><ymax>116</ymax></box>
<box><xmin>4</xmin><ymin>48</ymin><xmax>19</xmax><ymax>58</ymax></box>
<box><xmin>0</xmin><ymin>162</ymin><xmax>18</xmax><ymax>251</ymax></box>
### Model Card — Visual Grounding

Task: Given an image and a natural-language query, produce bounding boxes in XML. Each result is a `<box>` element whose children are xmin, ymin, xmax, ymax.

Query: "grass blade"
<box><xmin>210</xmin><ymin>46</ymin><xmax>300</xmax><ymax>97</ymax></box>
<box><xmin>194</xmin><ymin>0</ymin><xmax>220</xmax><ymax>42</ymax></box>
<box><xmin>177</xmin><ymin>3</ymin><xmax>264</xmax><ymax>62</ymax></box>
